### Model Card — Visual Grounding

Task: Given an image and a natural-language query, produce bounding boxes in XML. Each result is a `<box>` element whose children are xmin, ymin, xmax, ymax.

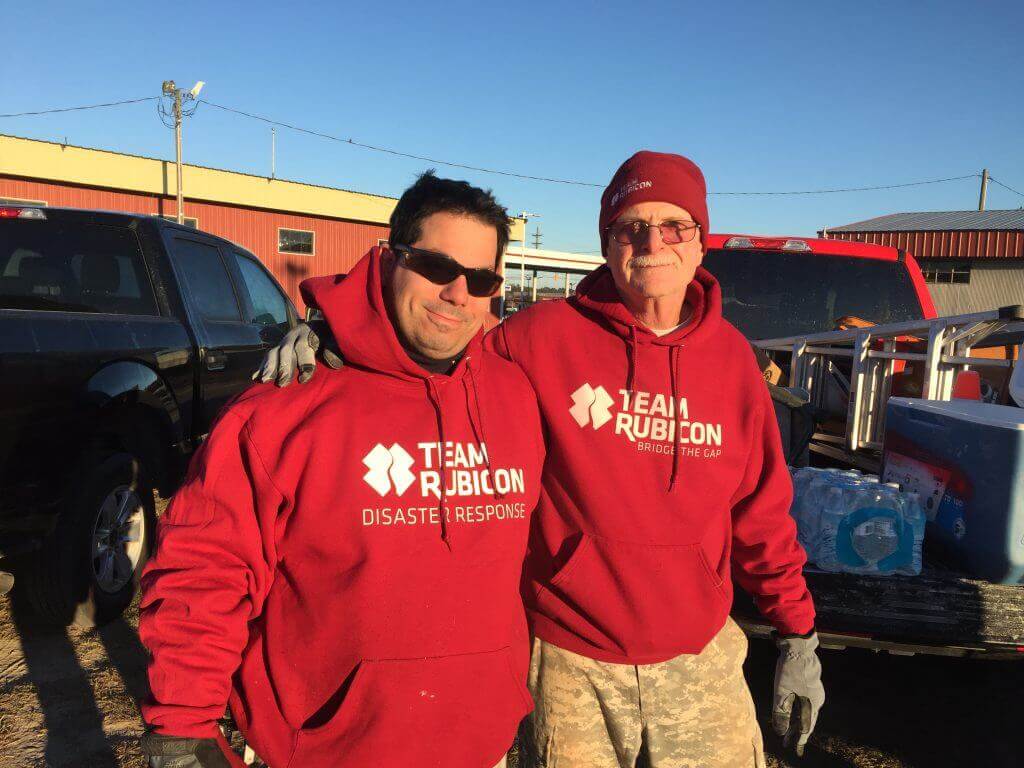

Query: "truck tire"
<box><xmin>20</xmin><ymin>452</ymin><xmax>156</xmax><ymax>627</ymax></box>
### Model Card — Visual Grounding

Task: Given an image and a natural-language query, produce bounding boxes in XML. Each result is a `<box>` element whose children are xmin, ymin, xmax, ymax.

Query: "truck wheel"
<box><xmin>21</xmin><ymin>452</ymin><xmax>156</xmax><ymax>627</ymax></box>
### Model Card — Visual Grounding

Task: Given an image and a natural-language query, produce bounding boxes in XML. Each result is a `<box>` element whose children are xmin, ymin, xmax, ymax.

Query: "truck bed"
<box><xmin>732</xmin><ymin>564</ymin><xmax>1024</xmax><ymax>660</ymax></box>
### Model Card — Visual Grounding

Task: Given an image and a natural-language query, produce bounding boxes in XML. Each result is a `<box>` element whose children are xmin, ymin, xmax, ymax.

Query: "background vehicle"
<box><xmin>0</xmin><ymin>206</ymin><xmax>297</xmax><ymax>626</ymax></box>
<box><xmin>703</xmin><ymin>233</ymin><xmax>937</xmax><ymax>339</ymax></box>
<box><xmin>703</xmin><ymin>233</ymin><xmax>1024</xmax><ymax>659</ymax></box>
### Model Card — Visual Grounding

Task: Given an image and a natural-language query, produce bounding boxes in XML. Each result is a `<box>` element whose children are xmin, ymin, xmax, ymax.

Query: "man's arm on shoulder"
<box><xmin>729</xmin><ymin>383</ymin><xmax>815</xmax><ymax>636</ymax></box>
<box><xmin>139</xmin><ymin>410</ymin><xmax>281</xmax><ymax>738</ymax></box>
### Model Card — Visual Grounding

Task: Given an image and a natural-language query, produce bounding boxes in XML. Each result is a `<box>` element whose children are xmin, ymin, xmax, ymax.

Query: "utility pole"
<box><xmin>271</xmin><ymin>127</ymin><xmax>276</xmax><ymax>179</ymax></box>
<box><xmin>518</xmin><ymin>212</ymin><xmax>540</xmax><ymax>293</ymax></box>
<box><xmin>531</xmin><ymin>224</ymin><xmax>543</xmax><ymax>250</ymax></box>
<box><xmin>161</xmin><ymin>80</ymin><xmax>204</xmax><ymax>225</ymax></box>
<box><xmin>978</xmin><ymin>168</ymin><xmax>989</xmax><ymax>212</ymax></box>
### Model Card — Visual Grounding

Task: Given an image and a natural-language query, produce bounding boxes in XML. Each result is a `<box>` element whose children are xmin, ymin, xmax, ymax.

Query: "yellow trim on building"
<box><xmin>0</xmin><ymin>134</ymin><xmax>526</xmax><ymax>239</ymax></box>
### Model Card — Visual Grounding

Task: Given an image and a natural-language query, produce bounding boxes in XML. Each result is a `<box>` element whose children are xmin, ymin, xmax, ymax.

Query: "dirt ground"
<box><xmin>1</xmin><ymin>580</ymin><xmax>1021</xmax><ymax>767</ymax></box>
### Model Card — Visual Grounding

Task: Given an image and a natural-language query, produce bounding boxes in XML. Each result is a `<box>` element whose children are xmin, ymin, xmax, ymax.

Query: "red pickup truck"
<box><xmin>703</xmin><ymin>233</ymin><xmax>937</xmax><ymax>339</ymax></box>
<box><xmin>703</xmin><ymin>233</ymin><xmax>1024</xmax><ymax>660</ymax></box>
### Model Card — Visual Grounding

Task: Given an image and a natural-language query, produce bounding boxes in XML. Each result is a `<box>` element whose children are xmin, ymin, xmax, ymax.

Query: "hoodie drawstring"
<box><xmin>465</xmin><ymin>363</ymin><xmax>503</xmax><ymax>501</ymax></box>
<box><xmin>425</xmin><ymin>377</ymin><xmax>451</xmax><ymax>550</ymax></box>
<box><xmin>625</xmin><ymin>326</ymin><xmax>639</xmax><ymax>395</ymax></box>
<box><xmin>668</xmin><ymin>344</ymin><xmax>684</xmax><ymax>492</ymax></box>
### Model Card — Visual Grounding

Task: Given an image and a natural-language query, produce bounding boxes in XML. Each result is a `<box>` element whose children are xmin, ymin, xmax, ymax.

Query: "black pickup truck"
<box><xmin>0</xmin><ymin>206</ymin><xmax>297</xmax><ymax>626</ymax></box>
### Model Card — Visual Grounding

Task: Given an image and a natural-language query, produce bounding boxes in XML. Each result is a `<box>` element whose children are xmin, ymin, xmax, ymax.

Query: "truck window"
<box><xmin>170</xmin><ymin>238</ymin><xmax>241</xmax><ymax>322</ymax></box>
<box><xmin>703</xmin><ymin>249</ymin><xmax>925</xmax><ymax>340</ymax></box>
<box><xmin>232</xmin><ymin>252</ymin><xmax>290</xmax><ymax>329</ymax></box>
<box><xmin>0</xmin><ymin>220</ymin><xmax>158</xmax><ymax>315</ymax></box>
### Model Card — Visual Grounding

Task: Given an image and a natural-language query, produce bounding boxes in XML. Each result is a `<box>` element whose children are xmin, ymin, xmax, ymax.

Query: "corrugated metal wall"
<box><xmin>0</xmin><ymin>177</ymin><xmax>389</xmax><ymax>312</ymax></box>
<box><xmin>919</xmin><ymin>260</ymin><xmax>1024</xmax><ymax>315</ymax></box>
<box><xmin>827</xmin><ymin>229</ymin><xmax>1024</xmax><ymax>259</ymax></box>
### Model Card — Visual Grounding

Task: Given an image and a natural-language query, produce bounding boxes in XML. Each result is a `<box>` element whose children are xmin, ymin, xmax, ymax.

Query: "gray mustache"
<box><xmin>628</xmin><ymin>256</ymin><xmax>678</xmax><ymax>268</ymax></box>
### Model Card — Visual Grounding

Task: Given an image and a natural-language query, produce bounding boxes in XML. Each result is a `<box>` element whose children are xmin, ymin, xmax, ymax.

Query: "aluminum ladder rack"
<box><xmin>752</xmin><ymin>305</ymin><xmax>1024</xmax><ymax>469</ymax></box>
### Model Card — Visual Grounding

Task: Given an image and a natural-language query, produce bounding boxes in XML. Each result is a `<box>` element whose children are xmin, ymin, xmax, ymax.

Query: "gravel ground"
<box><xmin>1</xmin><ymin>581</ymin><xmax>1020</xmax><ymax>767</ymax></box>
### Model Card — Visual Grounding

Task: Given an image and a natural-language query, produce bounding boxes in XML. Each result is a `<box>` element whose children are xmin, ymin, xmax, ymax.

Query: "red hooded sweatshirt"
<box><xmin>140</xmin><ymin>247</ymin><xmax>545</xmax><ymax>768</ymax></box>
<box><xmin>487</xmin><ymin>265</ymin><xmax>814</xmax><ymax>665</ymax></box>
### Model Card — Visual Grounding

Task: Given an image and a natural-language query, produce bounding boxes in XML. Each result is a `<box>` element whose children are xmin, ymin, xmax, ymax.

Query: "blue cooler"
<box><xmin>882</xmin><ymin>397</ymin><xmax>1024</xmax><ymax>584</ymax></box>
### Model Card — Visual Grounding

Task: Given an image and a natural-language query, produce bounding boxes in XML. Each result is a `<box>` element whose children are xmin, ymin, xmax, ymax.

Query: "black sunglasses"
<box><xmin>391</xmin><ymin>244</ymin><xmax>504</xmax><ymax>298</ymax></box>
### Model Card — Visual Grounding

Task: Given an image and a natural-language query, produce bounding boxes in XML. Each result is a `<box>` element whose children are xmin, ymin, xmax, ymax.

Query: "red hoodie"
<box><xmin>140</xmin><ymin>247</ymin><xmax>545</xmax><ymax>768</ymax></box>
<box><xmin>487</xmin><ymin>265</ymin><xmax>814</xmax><ymax>665</ymax></box>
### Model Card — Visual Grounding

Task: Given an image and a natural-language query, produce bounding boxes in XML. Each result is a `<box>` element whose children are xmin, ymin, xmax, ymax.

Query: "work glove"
<box><xmin>252</xmin><ymin>321</ymin><xmax>342</xmax><ymax>386</ymax></box>
<box><xmin>140</xmin><ymin>731</ymin><xmax>244</xmax><ymax>768</ymax></box>
<box><xmin>772</xmin><ymin>631</ymin><xmax>825</xmax><ymax>757</ymax></box>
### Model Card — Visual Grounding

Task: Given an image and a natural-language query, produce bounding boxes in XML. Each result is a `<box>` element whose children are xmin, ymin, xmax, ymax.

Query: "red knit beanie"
<box><xmin>599</xmin><ymin>151</ymin><xmax>709</xmax><ymax>254</ymax></box>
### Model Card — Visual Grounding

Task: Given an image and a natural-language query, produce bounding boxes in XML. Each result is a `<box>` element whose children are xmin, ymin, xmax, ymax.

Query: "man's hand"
<box><xmin>772</xmin><ymin>631</ymin><xmax>825</xmax><ymax>757</ymax></box>
<box><xmin>252</xmin><ymin>321</ymin><xmax>342</xmax><ymax>387</ymax></box>
<box><xmin>140</xmin><ymin>732</ymin><xmax>244</xmax><ymax>768</ymax></box>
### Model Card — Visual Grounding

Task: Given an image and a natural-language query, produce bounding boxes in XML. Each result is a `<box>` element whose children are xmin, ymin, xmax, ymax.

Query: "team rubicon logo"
<box><xmin>610</xmin><ymin>178</ymin><xmax>653</xmax><ymax>207</ymax></box>
<box><xmin>360</xmin><ymin>441</ymin><xmax>529</xmax><ymax>528</ymax></box>
<box><xmin>569</xmin><ymin>383</ymin><xmax>724</xmax><ymax>456</ymax></box>
<box><xmin>360</xmin><ymin>441</ymin><xmax>525</xmax><ymax>498</ymax></box>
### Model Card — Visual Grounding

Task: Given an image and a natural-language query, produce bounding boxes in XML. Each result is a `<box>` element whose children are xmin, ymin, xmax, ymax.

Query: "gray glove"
<box><xmin>252</xmin><ymin>321</ymin><xmax>342</xmax><ymax>386</ymax></box>
<box><xmin>773</xmin><ymin>631</ymin><xmax>825</xmax><ymax>756</ymax></box>
<box><xmin>140</xmin><ymin>732</ymin><xmax>240</xmax><ymax>768</ymax></box>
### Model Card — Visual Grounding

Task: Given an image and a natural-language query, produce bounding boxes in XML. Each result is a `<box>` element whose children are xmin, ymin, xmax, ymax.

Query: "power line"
<box><xmin>709</xmin><ymin>173</ymin><xmax>980</xmax><ymax>196</ymax></box>
<box><xmin>989</xmin><ymin>176</ymin><xmax>1024</xmax><ymax>199</ymax></box>
<box><xmin>202</xmin><ymin>99</ymin><xmax>984</xmax><ymax>196</ymax></box>
<box><xmin>0</xmin><ymin>94</ymin><xmax>1000</xmax><ymax>200</ymax></box>
<box><xmin>0</xmin><ymin>97</ymin><xmax>158</xmax><ymax>118</ymax></box>
<box><xmin>198</xmin><ymin>99</ymin><xmax>606</xmax><ymax>187</ymax></box>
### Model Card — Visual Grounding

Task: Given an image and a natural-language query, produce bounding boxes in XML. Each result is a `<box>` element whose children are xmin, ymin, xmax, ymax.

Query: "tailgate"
<box><xmin>732</xmin><ymin>565</ymin><xmax>1024</xmax><ymax>659</ymax></box>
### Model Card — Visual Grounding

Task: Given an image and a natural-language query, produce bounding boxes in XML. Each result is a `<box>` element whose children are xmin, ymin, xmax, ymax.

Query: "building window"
<box><xmin>160</xmin><ymin>214</ymin><xmax>199</xmax><ymax>229</ymax></box>
<box><xmin>279</xmin><ymin>228</ymin><xmax>314</xmax><ymax>255</ymax></box>
<box><xmin>922</xmin><ymin>262</ymin><xmax>971</xmax><ymax>284</ymax></box>
<box><xmin>0</xmin><ymin>196</ymin><xmax>47</xmax><ymax>207</ymax></box>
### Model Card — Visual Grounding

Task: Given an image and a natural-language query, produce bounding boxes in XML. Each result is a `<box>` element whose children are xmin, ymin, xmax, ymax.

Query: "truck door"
<box><xmin>162</xmin><ymin>233</ymin><xmax>268</xmax><ymax>438</ymax></box>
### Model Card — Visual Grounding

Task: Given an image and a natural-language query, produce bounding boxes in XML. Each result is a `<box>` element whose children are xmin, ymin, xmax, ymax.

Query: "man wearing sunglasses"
<box><xmin>139</xmin><ymin>172</ymin><xmax>545</xmax><ymax>768</ymax></box>
<box><xmin>263</xmin><ymin>152</ymin><xmax>824</xmax><ymax>767</ymax></box>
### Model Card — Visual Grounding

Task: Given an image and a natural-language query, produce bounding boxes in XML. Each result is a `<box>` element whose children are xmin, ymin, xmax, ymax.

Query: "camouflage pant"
<box><xmin>521</xmin><ymin>618</ymin><xmax>765</xmax><ymax>768</ymax></box>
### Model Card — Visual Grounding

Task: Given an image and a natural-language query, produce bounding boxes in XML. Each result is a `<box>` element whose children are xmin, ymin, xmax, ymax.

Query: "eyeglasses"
<box><xmin>604</xmin><ymin>219</ymin><xmax>701</xmax><ymax>247</ymax></box>
<box><xmin>391</xmin><ymin>244</ymin><xmax>504</xmax><ymax>297</ymax></box>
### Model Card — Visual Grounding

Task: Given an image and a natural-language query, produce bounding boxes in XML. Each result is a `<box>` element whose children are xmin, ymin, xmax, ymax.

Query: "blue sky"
<box><xmin>4</xmin><ymin>0</ymin><xmax>1023</xmax><ymax>254</ymax></box>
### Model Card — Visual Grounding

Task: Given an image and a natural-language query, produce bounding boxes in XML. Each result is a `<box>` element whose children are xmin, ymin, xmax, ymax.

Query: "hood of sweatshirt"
<box><xmin>300</xmin><ymin>246</ymin><xmax>483</xmax><ymax>384</ymax></box>
<box><xmin>571</xmin><ymin>264</ymin><xmax>722</xmax><ymax>348</ymax></box>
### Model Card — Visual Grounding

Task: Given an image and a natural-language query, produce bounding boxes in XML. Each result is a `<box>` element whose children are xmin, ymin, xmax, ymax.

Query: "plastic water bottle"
<box><xmin>814</xmin><ymin>485</ymin><xmax>846</xmax><ymax>571</ymax></box>
<box><xmin>899</xmin><ymin>491</ymin><xmax>926</xmax><ymax>576</ymax></box>
<box><xmin>801</xmin><ymin>471</ymin><xmax>839</xmax><ymax>561</ymax></box>
<box><xmin>790</xmin><ymin>469</ymin><xmax>814</xmax><ymax>555</ymax></box>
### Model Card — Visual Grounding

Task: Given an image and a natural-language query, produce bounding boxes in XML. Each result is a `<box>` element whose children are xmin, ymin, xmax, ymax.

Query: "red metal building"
<box><xmin>0</xmin><ymin>135</ymin><xmax>397</xmax><ymax>313</ymax></box>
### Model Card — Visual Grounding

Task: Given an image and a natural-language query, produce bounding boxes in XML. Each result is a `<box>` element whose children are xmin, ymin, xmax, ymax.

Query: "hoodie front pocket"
<box><xmin>534</xmin><ymin>534</ymin><xmax>730</xmax><ymax>659</ymax></box>
<box><xmin>288</xmin><ymin>647</ymin><xmax>531</xmax><ymax>768</ymax></box>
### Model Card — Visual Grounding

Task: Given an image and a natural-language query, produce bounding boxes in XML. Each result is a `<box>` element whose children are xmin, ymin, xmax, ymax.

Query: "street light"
<box><xmin>518</xmin><ymin>211</ymin><xmax>540</xmax><ymax>295</ymax></box>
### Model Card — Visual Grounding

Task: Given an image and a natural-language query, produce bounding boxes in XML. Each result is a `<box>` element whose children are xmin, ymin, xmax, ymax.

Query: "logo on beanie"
<box><xmin>610</xmin><ymin>178</ymin><xmax>653</xmax><ymax>208</ymax></box>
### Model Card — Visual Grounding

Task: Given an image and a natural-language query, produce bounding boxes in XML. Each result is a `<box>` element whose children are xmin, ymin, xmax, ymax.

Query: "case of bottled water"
<box><xmin>789</xmin><ymin>466</ymin><xmax>925</xmax><ymax>575</ymax></box>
